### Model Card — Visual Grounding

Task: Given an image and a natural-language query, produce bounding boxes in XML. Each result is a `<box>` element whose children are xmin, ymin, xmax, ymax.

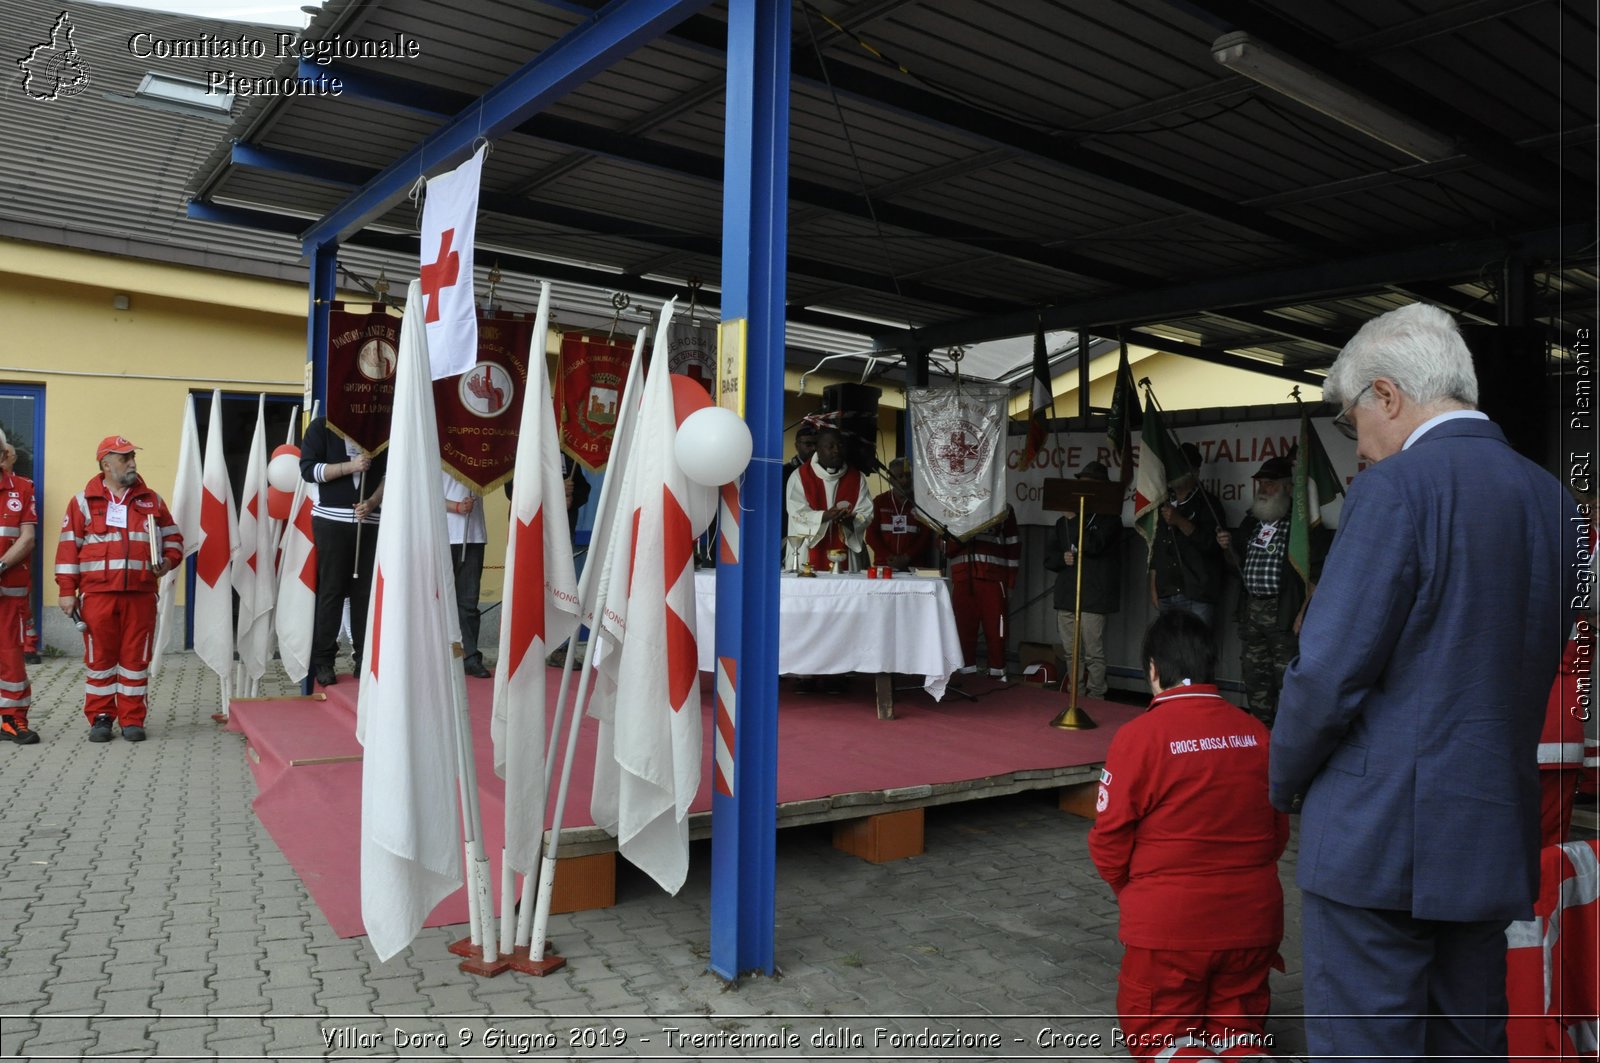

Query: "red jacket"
<box><xmin>1541</xmin><ymin>618</ymin><xmax>1594</xmax><ymax>772</ymax></box>
<box><xmin>865</xmin><ymin>489</ymin><xmax>934</xmax><ymax>568</ymax></box>
<box><xmin>55</xmin><ymin>476</ymin><xmax>182</xmax><ymax>597</ymax></box>
<box><xmin>1089</xmin><ymin>684</ymin><xmax>1289</xmax><ymax>950</ymax></box>
<box><xmin>945</xmin><ymin>508</ymin><xmax>1019</xmax><ymax>588</ymax></box>
<box><xmin>0</xmin><ymin>473</ymin><xmax>37</xmax><ymax>594</ymax></box>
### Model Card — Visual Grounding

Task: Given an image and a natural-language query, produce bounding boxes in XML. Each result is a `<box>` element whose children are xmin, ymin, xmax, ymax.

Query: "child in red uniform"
<box><xmin>1089</xmin><ymin>611</ymin><xmax>1288</xmax><ymax>1061</ymax></box>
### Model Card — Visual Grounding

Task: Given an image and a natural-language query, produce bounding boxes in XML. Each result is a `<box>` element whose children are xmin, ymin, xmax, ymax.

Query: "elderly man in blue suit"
<box><xmin>1271</xmin><ymin>302</ymin><xmax>1579</xmax><ymax>1061</ymax></box>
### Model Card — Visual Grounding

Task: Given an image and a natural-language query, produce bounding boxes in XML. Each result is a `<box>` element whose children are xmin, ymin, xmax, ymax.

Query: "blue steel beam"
<box><xmin>297</xmin><ymin>0</ymin><xmax>715</xmax><ymax>253</ymax></box>
<box><xmin>710</xmin><ymin>0</ymin><xmax>788</xmax><ymax>982</ymax></box>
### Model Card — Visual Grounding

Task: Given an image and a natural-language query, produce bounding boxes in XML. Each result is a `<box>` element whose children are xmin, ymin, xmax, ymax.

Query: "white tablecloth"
<box><xmin>693</xmin><ymin>570</ymin><xmax>965</xmax><ymax>700</ymax></box>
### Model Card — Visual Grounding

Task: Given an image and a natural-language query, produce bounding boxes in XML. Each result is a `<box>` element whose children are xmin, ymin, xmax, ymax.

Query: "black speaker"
<box><xmin>819</xmin><ymin>382</ymin><xmax>882</xmax><ymax>472</ymax></box>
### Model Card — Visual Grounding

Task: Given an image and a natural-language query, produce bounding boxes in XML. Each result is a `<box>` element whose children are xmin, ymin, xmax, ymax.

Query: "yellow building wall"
<box><xmin>0</xmin><ymin>247</ymin><xmax>309</xmax><ymax>610</ymax></box>
<box><xmin>1008</xmin><ymin>344</ymin><xmax>1324</xmax><ymax>418</ymax></box>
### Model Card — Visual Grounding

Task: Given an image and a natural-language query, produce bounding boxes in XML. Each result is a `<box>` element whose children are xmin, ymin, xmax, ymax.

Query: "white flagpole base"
<box><xmin>528</xmin><ymin>853</ymin><xmax>559</xmax><ymax>962</ymax></box>
<box><xmin>498</xmin><ymin>853</ymin><xmax>516</xmax><ymax>957</ymax></box>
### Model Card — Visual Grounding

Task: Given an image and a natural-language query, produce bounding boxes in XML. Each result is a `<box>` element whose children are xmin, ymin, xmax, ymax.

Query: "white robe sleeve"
<box><xmin>786</xmin><ymin>470</ymin><xmax>829</xmax><ymax>550</ymax></box>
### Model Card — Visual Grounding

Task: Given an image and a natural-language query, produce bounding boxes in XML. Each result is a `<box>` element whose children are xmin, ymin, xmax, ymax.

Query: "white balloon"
<box><xmin>267</xmin><ymin>452</ymin><xmax>301</xmax><ymax>493</ymax></box>
<box><xmin>674</xmin><ymin>407</ymin><xmax>753</xmax><ymax>487</ymax></box>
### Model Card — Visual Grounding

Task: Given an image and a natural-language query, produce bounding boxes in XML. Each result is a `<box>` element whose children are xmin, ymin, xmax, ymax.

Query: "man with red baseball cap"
<box><xmin>56</xmin><ymin>435</ymin><xmax>183</xmax><ymax>742</ymax></box>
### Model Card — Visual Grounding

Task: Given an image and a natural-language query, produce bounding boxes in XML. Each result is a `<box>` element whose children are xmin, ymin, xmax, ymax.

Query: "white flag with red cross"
<box><xmin>356</xmin><ymin>279</ymin><xmax>463</xmax><ymax>962</ymax></box>
<box><xmin>490</xmin><ymin>281</ymin><xmax>579</xmax><ymax>878</ymax></box>
<box><xmin>235</xmin><ymin>395</ymin><xmax>277</xmax><ymax>683</ymax></box>
<box><xmin>588</xmin><ymin>302</ymin><xmax>703</xmax><ymax>895</ymax></box>
<box><xmin>274</xmin><ymin>472</ymin><xmax>317</xmax><ymax>685</ymax></box>
<box><xmin>419</xmin><ymin>145</ymin><xmax>485</xmax><ymax>381</ymax></box>
<box><xmin>193</xmin><ymin>389</ymin><xmax>238</xmax><ymax>689</ymax></box>
<box><xmin>152</xmin><ymin>393</ymin><xmax>201</xmax><ymax>677</ymax></box>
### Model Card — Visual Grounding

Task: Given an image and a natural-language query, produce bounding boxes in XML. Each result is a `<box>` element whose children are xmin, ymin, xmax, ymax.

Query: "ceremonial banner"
<box><xmin>667</xmin><ymin>320</ymin><xmax>715</xmax><ymax>394</ymax></box>
<box><xmin>434</xmin><ymin>312</ymin><xmax>537</xmax><ymax>493</ymax></box>
<box><xmin>908</xmin><ymin>382</ymin><xmax>1009</xmax><ymax>541</ymax></box>
<box><xmin>326</xmin><ymin>303</ymin><xmax>399</xmax><ymax>456</ymax></box>
<box><xmin>557</xmin><ymin>331</ymin><xmax>635</xmax><ymax>472</ymax></box>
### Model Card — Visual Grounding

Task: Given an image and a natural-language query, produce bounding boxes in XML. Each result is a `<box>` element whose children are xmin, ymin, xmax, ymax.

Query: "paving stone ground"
<box><xmin>10</xmin><ymin>646</ymin><xmax>1510</xmax><ymax>1061</ymax></box>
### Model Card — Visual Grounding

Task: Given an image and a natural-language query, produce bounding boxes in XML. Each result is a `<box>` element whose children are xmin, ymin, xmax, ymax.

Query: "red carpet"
<box><xmin>231</xmin><ymin>671</ymin><xmax>1139</xmax><ymax>938</ymax></box>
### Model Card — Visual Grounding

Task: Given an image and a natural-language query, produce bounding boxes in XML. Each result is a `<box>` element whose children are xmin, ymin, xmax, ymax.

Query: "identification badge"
<box><xmin>1252</xmin><ymin>522</ymin><xmax>1278</xmax><ymax>547</ymax></box>
<box><xmin>891</xmin><ymin>515</ymin><xmax>908</xmax><ymax>534</ymax></box>
<box><xmin>106</xmin><ymin>502</ymin><xmax>128</xmax><ymax>529</ymax></box>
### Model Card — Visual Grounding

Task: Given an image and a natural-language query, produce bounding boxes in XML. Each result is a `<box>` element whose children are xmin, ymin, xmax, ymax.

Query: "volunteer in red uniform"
<box><xmin>785</xmin><ymin>427</ymin><xmax>873</xmax><ymax>571</ymax></box>
<box><xmin>0</xmin><ymin>441</ymin><xmax>42</xmax><ymax>665</ymax></box>
<box><xmin>55</xmin><ymin>436</ymin><xmax>182</xmax><ymax>743</ymax></box>
<box><xmin>1089</xmin><ymin>610</ymin><xmax>1289</xmax><ymax>1062</ymax></box>
<box><xmin>945</xmin><ymin>505</ymin><xmax>1019</xmax><ymax>679</ymax></box>
<box><xmin>0</xmin><ymin>430</ymin><xmax>39</xmax><ymax>744</ymax></box>
<box><xmin>865</xmin><ymin>457</ymin><xmax>934</xmax><ymax>570</ymax></box>
<box><xmin>1540</xmin><ymin>615</ymin><xmax>1595</xmax><ymax>847</ymax></box>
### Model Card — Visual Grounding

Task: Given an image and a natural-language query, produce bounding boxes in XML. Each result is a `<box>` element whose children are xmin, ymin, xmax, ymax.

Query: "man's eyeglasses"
<box><xmin>1332</xmin><ymin>383</ymin><xmax>1373</xmax><ymax>440</ymax></box>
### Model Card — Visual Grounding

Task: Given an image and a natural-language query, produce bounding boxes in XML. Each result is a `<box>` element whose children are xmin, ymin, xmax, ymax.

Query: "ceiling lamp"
<box><xmin>1211</xmin><ymin>31</ymin><xmax>1457</xmax><ymax>164</ymax></box>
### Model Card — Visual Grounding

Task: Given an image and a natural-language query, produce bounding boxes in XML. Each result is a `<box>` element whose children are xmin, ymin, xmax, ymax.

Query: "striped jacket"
<box><xmin>55</xmin><ymin>475</ymin><xmax>182</xmax><ymax>596</ymax></box>
<box><xmin>0</xmin><ymin>472</ymin><xmax>37</xmax><ymax>597</ymax></box>
<box><xmin>945</xmin><ymin>507</ymin><xmax>1020</xmax><ymax>588</ymax></box>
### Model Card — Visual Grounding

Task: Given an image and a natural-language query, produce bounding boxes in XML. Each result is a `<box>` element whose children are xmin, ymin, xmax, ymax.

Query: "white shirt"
<box><xmin>441</xmin><ymin>471</ymin><xmax>486</xmax><ymax>545</ymax></box>
<box><xmin>1404</xmin><ymin>409</ymin><xmax>1489</xmax><ymax>451</ymax></box>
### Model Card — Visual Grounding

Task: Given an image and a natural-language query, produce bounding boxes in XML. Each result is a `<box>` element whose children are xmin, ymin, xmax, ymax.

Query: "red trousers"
<box><xmin>79</xmin><ymin>592</ymin><xmax>156</xmax><ymax>726</ymax></box>
<box><xmin>0</xmin><ymin>595</ymin><xmax>32</xmax><ymax>724</ymax></box>
<box><xmin>949</xmin><ymin>575</ymin><xmax>1006</xmax><ymax>671</ymax></box>
<box><xmin>1116</xmin><ymin>944</ymin><xmax>1279</xmax><ymax>1062</ymax></box>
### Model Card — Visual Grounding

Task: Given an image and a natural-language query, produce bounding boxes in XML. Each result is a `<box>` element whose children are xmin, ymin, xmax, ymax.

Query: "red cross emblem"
<box><xmin>420</xmin><ymin>228</ymin><xmax>460</xmax><ymax>324</ymax></box>
<box><xmin>937</xmin><ymin>430</ymin><xmax>980</xmax><ymax>475</ymax></box>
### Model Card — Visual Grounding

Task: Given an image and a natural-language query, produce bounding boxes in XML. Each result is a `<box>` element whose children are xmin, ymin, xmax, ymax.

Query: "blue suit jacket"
<box><xmin>1271</xmin><ymin>417</ymin><xmax>1578</xmax><ymax>922</ymax></box>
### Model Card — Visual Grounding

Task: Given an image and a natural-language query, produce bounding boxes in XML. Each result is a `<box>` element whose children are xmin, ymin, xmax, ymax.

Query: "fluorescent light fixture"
<box><xmin>1211</xmin><ymin>31</ymin><xmax>1457</xmax><ymax>163</ymax></box>
<box><xmin>133</xmin><ymin>72</ymin><xmax>233</xmax><ymax>118</ymax></box>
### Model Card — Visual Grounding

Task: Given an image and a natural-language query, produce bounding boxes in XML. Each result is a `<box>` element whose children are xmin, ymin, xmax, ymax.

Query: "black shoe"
<box><xmin>23</xmin><ymin>652</ymin><xmax>40</xmax><ymax>665</ymax></box>
<box><xmin>463</xmin><ymin>660</ymin><xmax>492</xmax><ymax>679</ymax></box>
<box><xmin>349</xmin><ymin>658</ymin><xmax>361</xmax><ymax>677</ymax></box>
<box><xmin>121</xmin><ymin>725</ymin><xmax>146</xmax><ymax>743</ymax></box>
<box><xmin>88</xmin><ymin>714</ymin><xmax>114</xmax><ymax>743</ymax></box>
<box><xmin>314</xmin><ymin>665</ymin><xmax>337</xmax><ymax>687</ymax></box>
<box><xmin>1</xmin><ymin>716</ymin><xmax>39</xmax><ymax>745</ymax></box>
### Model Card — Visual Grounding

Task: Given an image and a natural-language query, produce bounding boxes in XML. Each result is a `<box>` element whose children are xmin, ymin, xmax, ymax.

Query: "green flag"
<box><xmin>1105</xmin><ymin>339</ymin><xmax>1140</xmax><ymax>487</ymax></box>
<box><xmin>1289</xmin><ymin>404</ymin><xmax>1344</xmax><ymax>588</ymax></box>
<box><xmin>1134</xmin><ymin>394</ymin><xmax>1185</xmax><ymax>562</ymax></box>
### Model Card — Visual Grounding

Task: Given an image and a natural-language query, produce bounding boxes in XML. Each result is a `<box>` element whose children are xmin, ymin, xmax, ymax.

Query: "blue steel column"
<box><xmin>710</xmin><ymin>0</ymin><xmax>788</xmax><ymax>980</ymax></box>
<box><xmin>308</xmin><ymin>243</ymin><xmax>336</xmax><ymax>416</ymax></box>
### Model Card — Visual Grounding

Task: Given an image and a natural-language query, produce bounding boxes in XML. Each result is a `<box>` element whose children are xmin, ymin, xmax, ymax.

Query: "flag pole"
<box><xmin>517</xmin><ymin>325</ymin><xmax>649</xmax><ymax>957</ymax></box>
<box><xmin>1138</xmin><ymin>379</ymin><xmax>1226</xmax><ymax>530</ymax></box>
<box><xmin>446</xmin><ymin>646</ymin><xmax>498</xmax><ymax>965</ymax></box>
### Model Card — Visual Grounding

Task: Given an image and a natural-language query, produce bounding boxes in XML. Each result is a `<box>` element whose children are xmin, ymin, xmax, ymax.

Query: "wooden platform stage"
<box><xmin>228</xmin><ymin>668</ymin><xmax>1139</xmax><ymax>939</ymax></box>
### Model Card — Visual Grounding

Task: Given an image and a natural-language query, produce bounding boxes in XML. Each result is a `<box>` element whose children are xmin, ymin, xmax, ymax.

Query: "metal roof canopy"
<box><xmin>187</xmin><ymin>0</ymin><xmax>1596</xmax><ymax>393</ymax></box>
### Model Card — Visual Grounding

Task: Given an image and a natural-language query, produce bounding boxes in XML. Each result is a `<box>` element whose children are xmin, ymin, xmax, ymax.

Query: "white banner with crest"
<box><xmin>908</xmin><ymin>383</ymin><xmax>1010</xmax><ymax>541</ymax></box>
